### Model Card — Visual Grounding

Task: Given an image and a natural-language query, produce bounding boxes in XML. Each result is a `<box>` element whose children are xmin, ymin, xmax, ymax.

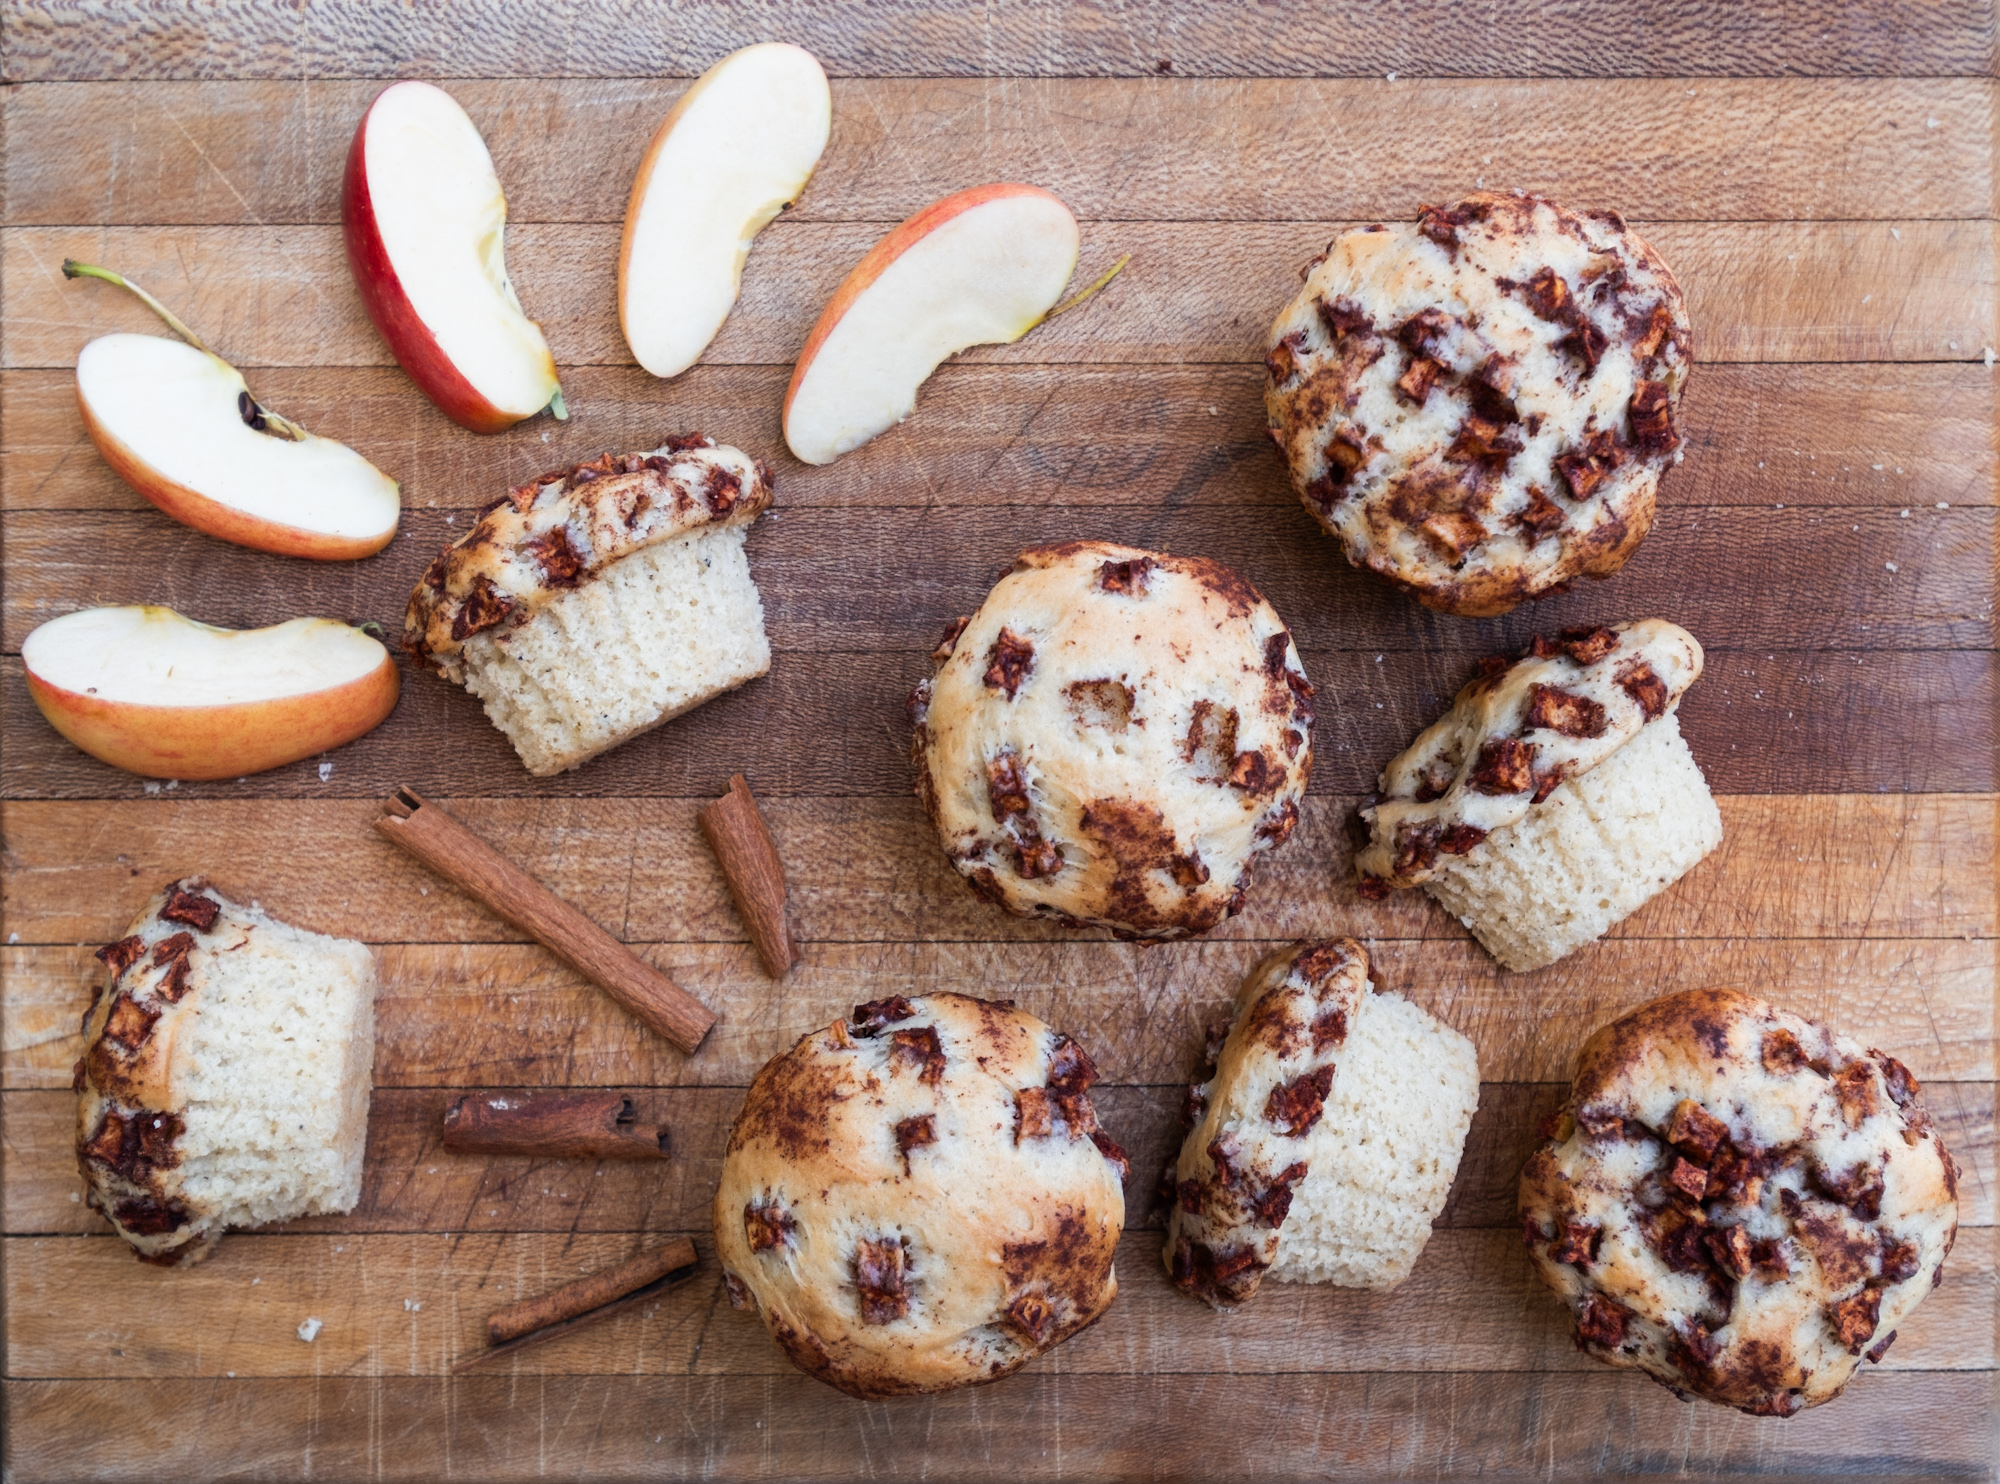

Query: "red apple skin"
<box><xmin>342</xmin><ymin>95</ymin><xmax>521</xmax><ymax>435</ymax></box>
<box><xmin>26</xmin><ymin>658</ymin><xmax>401</xmax><ymax>781</ymax></box>
<box><xmin>782</xmin><ymin>183</ymin><xmax>1064</xmax><ymax>426</ymax></box>
<box><xmin>76</xmin><ymin>391</ymin><xmax>395</xmax><ymax>561</ymax></box>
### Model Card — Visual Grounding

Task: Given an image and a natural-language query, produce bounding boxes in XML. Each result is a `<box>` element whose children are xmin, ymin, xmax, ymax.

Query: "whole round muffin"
<box><xmin>1520</xmin><ymin>988</ymin><xmax>1959</xmax><ymax>1417</ymax></box>
<box><xmin>1265</xmin><ymin>191</ymin><xmax>1691</xmax><ymax>617</ymax></box>
<box><xmin>908</xmin><ymin>541</ymin><xmax>1314</xmax><ymax>940</ymax></box>
<box><xmin>714</xmin><ymin>992</ymin><xmax>1128</xmax><ymax>1398</ymax></box>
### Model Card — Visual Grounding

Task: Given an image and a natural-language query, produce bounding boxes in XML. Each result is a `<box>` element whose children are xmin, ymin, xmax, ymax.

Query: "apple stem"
<box><xmin>548</xmin><ymin>387</ymin><xmax>570</xmax><ymax>421</ymax></box>
<box><xmin>62</xmin><ymin>261</ymin><xmax>218</xmax><ymax>357</ymax></box>
<box><xmin>1031</xmin><ymin>253</ymin><xmax>1132</xmax><ymax>331</ymax></box>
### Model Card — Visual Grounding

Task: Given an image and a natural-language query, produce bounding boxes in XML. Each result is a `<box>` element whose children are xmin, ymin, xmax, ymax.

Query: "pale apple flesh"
<box><xmin>783</xmin><ymin>185</ymin><xmax>1080</xmax><ymax>465</ymax></box>
<box><xmin>77</xmin><ymin>333</ymin><xmax>402</xmax><ymax>559</ymax></box>
<box><xmin>620</xmin><ymin>42</ymin><xmax>831</xmax><ymax>379</ymax></box>
<box><xmin>344</xmin><ymin>79</ymin><xmax>563</xmax><ymax>433</ymax></box>
<box><xmin>24</xmin><ymin>606</ymin><xmax>400</xmax><ymax>781</ymax></box>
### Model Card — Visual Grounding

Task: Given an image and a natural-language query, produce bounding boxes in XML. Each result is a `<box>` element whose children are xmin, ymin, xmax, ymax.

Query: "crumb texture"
<box><xmin>1424</xmin><ymin>712</ymin><xmax>1722</xmax><ymax>971</ymax></box>
<box><xmin>460</xmin><ymin>525</ymin><xmax>770</xmax><ymax>776</ymax></box>
<box><xmin>1267</xmin><ymin>992</ymin><xmax>1481</xmax><ymax>1289</ymax></box>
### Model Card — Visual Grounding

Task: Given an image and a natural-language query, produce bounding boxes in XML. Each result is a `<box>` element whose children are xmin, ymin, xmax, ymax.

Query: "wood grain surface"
<box><xmin>6</xmin><ymin>78</ymin><xmax>1993</xmax><ymax>225</ymax></box>
<box><xmin>10</xmin><ymin>1081</ymin><xmax>2000</xmax><ymax>1244</ymax></box>
<box><xmin>1</xmin><ymin>3</ymin><xmax>1993</xmax><ymax>1481</ymax></box>
<box><xmin>3</xmin><ymin>2</ymin><xmax>1993</xmax><ymax>80</ymax></box>
<box><xmin>8</xmin><ymin>220</ymin><xmax>1995</xmax><ymax>367</ymax></box>
<box><xmin>6</xmin><ymin>363</ymin><xmax>1996</xmax><ymax>512</ymax></box>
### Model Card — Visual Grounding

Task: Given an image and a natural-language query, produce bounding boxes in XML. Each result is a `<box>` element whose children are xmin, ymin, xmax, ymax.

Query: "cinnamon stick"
<box><xmin>453</xmin><ymin>1238</ymin><xmax>701</xmax><ymax>1372</ymax></box>
<box><xmin>486</xmin><ymin>1238</ymin><xmax>698</xmax><ymax>1344</ymax></box>
<box><xmin>375</xmin><ymin>788</ymin><xmax>714</xmax><ymax>1054</ymax></box>
<box><xmin>698</xmin><ymin>773</ymin><xmax>797</xmax><ymax>979</ymax></box>
<box><xmin>442</xmin><ymin>1091</ymin><xmax>669</xmax><ymax>1160</ymax></box>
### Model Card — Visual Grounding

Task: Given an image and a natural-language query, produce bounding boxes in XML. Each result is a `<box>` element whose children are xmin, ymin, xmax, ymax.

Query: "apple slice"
<box><xmin>344</xmin><ymin>80</ymin><xmax>564</xmax><ymax>433</ymax></box>
<box><xmin>620</xmin><ymin>42</ymin><xmax>831</xmax><ymax>379</ymax></box>
<box><xmin>24</xmin><ymin>606</ymin><xmax>400</xmax><ymax>781</ymax></box>
<box><xmin>783</xmin><ymin>184</ymin><xmax>1080</xmax><ymax>465</ymax></box>
<box><xmin>65</xmin><ymin>263</ymin><xmax>402</xmax><ymax>560</ymax></box>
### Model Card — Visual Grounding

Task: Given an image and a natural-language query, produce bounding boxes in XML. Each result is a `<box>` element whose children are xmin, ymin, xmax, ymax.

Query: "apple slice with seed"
<box><xmin>66</xmin><ymin>262</ymin><xmax>402</xmax><ymax>560</ymax></box>
<box><xmin>344</xmin><ymin>80</ymin><xmax>565</xmax><ymax>433</ymax></box>
<box><xmin>24</xmin><ymin>606</ymin><xmax>400</xmax><ymax>781</ymax></box>
<box><xmin>783</xmin><ymin>184</ymin><xmax>1081</xmax><ymax>465</ymax></box>
<box><xmin>620</xmin><ymin>42</ymin><xmax>831</xmax><ymax>379</ymax></box>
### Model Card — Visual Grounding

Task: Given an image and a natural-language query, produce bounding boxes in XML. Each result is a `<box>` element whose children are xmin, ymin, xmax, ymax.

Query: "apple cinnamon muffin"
<box><xmin>715</xmin><ymin>992</ymin><xmax>1127</xmax><ymax>1398</ymax></box>
<box><xmin>1521</xmin><ymin>988</ymin><xmax>1960</xmax><ymax>1416</ymax></box>
<box><xmin>909</xmin><ymin>541</ymin><xmax>1315</xmax><ymax>940</ymax></box>
<box><xmin>1356</xmin><ymin>619</ymin><xmax>1720</xmax><ymax>971</ymax></box>
<box><xmin>1266</xmin><ymin>192</ymin><xmax>1691</xmax><ymax>616</ymax></box>
<box><xmin>1163</xmin><ymin>939</ymin><xmax>1479</xmax><ymax>1307</ymax></box>
<box><xmin>405</xmin><ymin>435</ymin><xmax>772</xmax><ymax>775</ymax></box>
<box><xmin>76</xmin><ymin>878</ymin><xmax>376</xmax><ymax>1264</ymax></box>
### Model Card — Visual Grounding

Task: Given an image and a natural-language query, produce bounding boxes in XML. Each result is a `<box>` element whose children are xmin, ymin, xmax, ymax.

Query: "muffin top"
<box><xmin>713</xmin><ymin>992</ymin><xmax>1127</xmax><ymax>1398</ymax></box>
<box><xmin>1520</xmin><ymin>988</ymin><xmax>1959</xmax><ymax>1417</ymax></box>
<box><xmin>1163</xmin><ymin>938</ymin><xmax>1372</xmax><ymax>1308</ymax></box>
<box><xmin>1356</xmin><ymin>618</ymin><xmax>1703</xmax><ymax>893</ymax></box>
<box><xmin>909</xmin><ymin>541</ymin><xmax>1314</xmax><ymax>940</ymax></box>
<box><xmin>1265</xmin><ymin>192</ymin><xmax>1690</xmax><ymax>617</ymax></box>
<box><xmin>404</xmin><ymin>435</ymin><xmax>771</xmax><ymax>680</ymax></box>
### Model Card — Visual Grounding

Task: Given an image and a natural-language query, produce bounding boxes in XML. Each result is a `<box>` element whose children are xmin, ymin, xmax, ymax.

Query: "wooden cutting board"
<box><xmin>2</xmin><ymin>4</ymin><xmax>1993</xmax><ymax>1479</ymax></box>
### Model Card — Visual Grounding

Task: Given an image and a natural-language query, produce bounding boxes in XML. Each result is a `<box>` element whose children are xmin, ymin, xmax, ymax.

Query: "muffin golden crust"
<box><xmin>1520</xmin><ymin>989</ymin><xmax>1959</xmax><ymax>1417</ymax></box>
<box><xmin>1357</xmin><ymin>618</ymin><xmax>1704</xmax><ymax>892</ymax></box>
<box><xmin>714</xmin><ymin>993</ymin><xmax>1127</xmax><ymax>1398</ymax></box>
<box><xmin>404</xmin><ymin>435</ymin><xmax>771</xmax><ymax>678</ymax></box>
<box><xmin>1266</xmin><ymin>192</ymin><xmax>1691</xmax><ymax>617</ymax></box>
<box><xmin>909</xmin><ymin>541</ymin><xmax>1314</xmax><ymax>940</ymax></box>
